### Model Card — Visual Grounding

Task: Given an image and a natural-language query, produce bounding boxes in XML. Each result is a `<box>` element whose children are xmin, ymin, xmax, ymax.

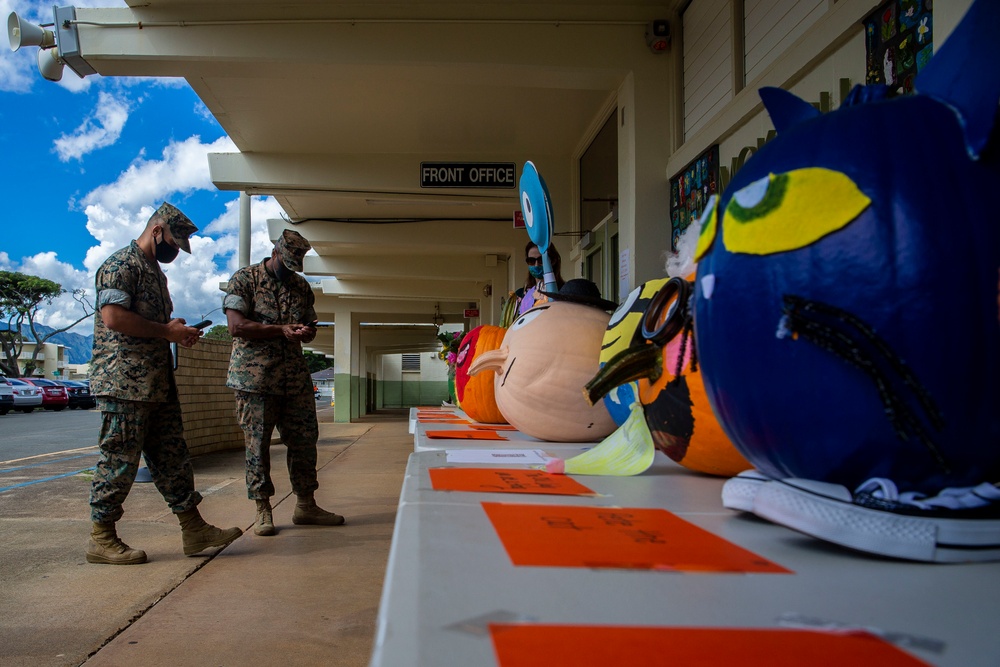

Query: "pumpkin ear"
<box><xmin>915</xmin><ymin>0</ymin><xmax>1000</xmax><ymax>159</ymax></box>
<box><xmin>468</xmin><ymin>347</ymin><xmax>508</xmax><ymax>376</ymax></box>
<box><xmin>759</xmin><ymin>87</ymin><xmax>821</xmax><ymax>133</ymax></box>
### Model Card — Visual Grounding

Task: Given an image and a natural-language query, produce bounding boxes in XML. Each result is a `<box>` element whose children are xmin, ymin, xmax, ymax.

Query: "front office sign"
<box><xmin>420</xmin><ymin>162</ymin><xmax>517</xmax><ymax>189</ymax></box>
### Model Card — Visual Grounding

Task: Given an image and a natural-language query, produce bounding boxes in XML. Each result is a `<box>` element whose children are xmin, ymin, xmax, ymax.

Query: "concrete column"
<box><xmin>333</xmin><ymin>307</ymin><xmax>362</xmax><ymax>423</ymax></box>
<box><xmin>617</xmin><ymin>70</ymin><xmax>672</xmax><ymax>289</ymax></box>
<box><xmin>239</xmin><ymin>192</ymin><xmax>251</xmax><ymax>268</ymax></box>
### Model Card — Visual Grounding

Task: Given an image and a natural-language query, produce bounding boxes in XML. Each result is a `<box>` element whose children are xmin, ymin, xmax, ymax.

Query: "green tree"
<box><xmin>303</xmin><ymin>350</ymin><xmax>334</xmax><ymax>374</ymax></box>
<box><xmin>203</xmin><ymin>324</ymin><xmax>233</xmax><ymax>341</ymax></box>
<box><xmin>0</xmin><ymin>271</ymin><xmax>94</xmax><ymax>377</ymax></box>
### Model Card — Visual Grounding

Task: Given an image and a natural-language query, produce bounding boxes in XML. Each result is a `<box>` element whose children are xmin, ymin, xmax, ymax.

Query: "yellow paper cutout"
<box><xmin>546</xmin><ymin>401</ymin><xmax>655</xmax><ymax>476</ymax></box>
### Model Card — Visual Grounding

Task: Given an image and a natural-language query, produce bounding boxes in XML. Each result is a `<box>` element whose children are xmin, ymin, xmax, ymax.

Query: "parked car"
<box><xmin>22</xmin><ymin>378</ymin><xmax>69</xmax><ymax>411</ymax></box>
<box><xmin>59</xmin><ymin>380</ymin><xmax>96</xmax><ymax>410</ymax></box>
<box><xmin>7</xmin><ymin>378</ymin><xmax>43</xmax><ymax>413</ymax></box>
<box><xmin>0</xmin><ymin>376</ymin><xmax>13</xmax><ymax>415</ymax></box>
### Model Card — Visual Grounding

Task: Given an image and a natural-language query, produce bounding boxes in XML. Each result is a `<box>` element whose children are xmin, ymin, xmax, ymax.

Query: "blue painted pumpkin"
<box><xmin>693</xmin><ymin>0</ymin><xmax>1000</xmax><ymax>493</ymax></box>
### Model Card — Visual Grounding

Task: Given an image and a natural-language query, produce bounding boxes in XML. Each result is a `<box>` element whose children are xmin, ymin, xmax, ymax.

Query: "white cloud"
<box><xmin>6</xmin><ymin>251</ymin><xmax>95</xmax><ymax>334</ymax></box>
<box><xmin>53</xmin><ymin>90</ymin><xmax>131</xmax><ymax>161</ymax></box>
<box><xmin>0</xmin><ymin>0</ymin><xmax>43</xmax><ymax>92</ymax></box>
<box><xmin>81</xmin><ymin>134</ymin><xmax>236</xmax><ymax>213</ymax></box>
<box><xmin>9</xmin><ymin>112</ymin><xmax>286</xmax><ymax>331</ymax></box>
<box><xmin>72</xmin><ymin>132</ymin><xmax>285</xmax><ymax>324</ymax></box>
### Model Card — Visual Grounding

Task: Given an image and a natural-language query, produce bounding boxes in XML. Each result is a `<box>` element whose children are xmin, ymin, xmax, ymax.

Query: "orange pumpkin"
<box><xmin>454</xmin><ymin>325</ymin><xmax>508</xmax><ymax>424</ymax></box>
<box><xmin>638</xmin><ymin>331</ymin><xmax>751</xmax><ymax>477</ymax></box>
<box><xmin>634</xmin><ymin>275</ymin><xmax>750</xmax><ymax>476</ymax></box>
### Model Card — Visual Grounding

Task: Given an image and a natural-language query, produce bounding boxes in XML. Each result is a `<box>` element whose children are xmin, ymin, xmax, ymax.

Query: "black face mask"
<box><xmin>273</xmin><ymin>258</ymin><xmax>293</xmax><ymax>282</ymax></box>
<box><xmin>154</xmin><ymin>233</ymin><xmax>180</xmax><ymax>264</ymax></box>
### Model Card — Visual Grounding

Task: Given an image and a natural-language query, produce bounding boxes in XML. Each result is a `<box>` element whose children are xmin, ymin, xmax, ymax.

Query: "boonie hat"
<box><xmin>275</xmin><ymin>229</ymin><xmax>311</xmax><ymax>272</ymax></box>
<box><xmin>153</xmin><ymin>202</ymin><xmax>197</xmax><ymax>253</ymax></box>
<box><xmin>539</xmin><ymin>278</ymin><xmax>617</xmax><ymax>311</ymax></box>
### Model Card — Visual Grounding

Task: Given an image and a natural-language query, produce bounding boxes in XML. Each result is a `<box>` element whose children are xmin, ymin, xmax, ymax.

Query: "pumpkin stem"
<box><xmin>583</xmin><ymin>344</ymin><xmax>662</xmax><ymax>406</ymax></box>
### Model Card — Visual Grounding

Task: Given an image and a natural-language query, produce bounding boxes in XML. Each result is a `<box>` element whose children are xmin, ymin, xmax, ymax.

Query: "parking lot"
<box><xmin>0</xmin><ymin>405</ymin><xmax>101</xmax><ymax>460</ymax></box>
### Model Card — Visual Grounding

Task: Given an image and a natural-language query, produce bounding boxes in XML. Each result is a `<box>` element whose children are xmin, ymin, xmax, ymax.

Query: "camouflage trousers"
<box><xmin>235</xmin><ymin>390</ymin><xmax>319</xmax><ymax>500</ymax></box>
<box><xmin>89</xmin><ymin>398</ymin><xmax>202</xmax><ymax>524</ymax></box>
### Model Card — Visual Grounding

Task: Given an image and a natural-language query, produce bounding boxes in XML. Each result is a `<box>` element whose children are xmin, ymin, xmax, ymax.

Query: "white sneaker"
<box><xmin>721</xmin><ymin>469</ymin><xmax>774</xmax><ymax>512</ymax></box>
<box><xmin>752</xmin><ymin>477</ymin><xmax>1000</xmax><ymax>563</ymax></box>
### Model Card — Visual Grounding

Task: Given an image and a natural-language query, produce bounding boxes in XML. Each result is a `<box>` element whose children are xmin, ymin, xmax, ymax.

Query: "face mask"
<box><xmin>154</xmin><ymin>233</ymin><xmax>180</xmax><ymax>264</ymax></box>
<box><xmin>273</xmin><ymin>258</ymin><xmax>293</xmax><ymax>281</ymax></box>
<box><xmin>528</xmin><ymin>265</ymin><xmax>544</xmax><ymax>279</ymax></box>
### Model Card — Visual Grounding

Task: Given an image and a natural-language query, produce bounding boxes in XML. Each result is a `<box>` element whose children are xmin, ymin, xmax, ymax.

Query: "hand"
<box><xmin>180</xmin><ymin>330</ymin><xmax>202</xmax><ymax>348</ymax></box>
<box><xmin>281</xmin><ymin>324</ymin><xmax>311</xmax><ymax>342</ymax></box>
<box><xmin>166</xmin><ymin>318</ymin><xmax>201</xmax><ymax>346</ymax></box>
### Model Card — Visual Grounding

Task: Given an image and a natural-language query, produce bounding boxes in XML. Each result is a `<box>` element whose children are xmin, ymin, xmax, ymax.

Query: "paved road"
<box><xmin>0</xmin><ymin>406</ymin><xmax>101</xmax><ymax>460</ymax></box>
<box><xmin>0</xmin><ymin>400</ymin><xmax>335</xmax><ymax>496</ymax></box>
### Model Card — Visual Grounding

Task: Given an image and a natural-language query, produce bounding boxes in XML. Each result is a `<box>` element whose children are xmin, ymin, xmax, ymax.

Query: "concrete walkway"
<box><xmin>0</xmin><ymin>409</ymin><xmax>413</xmax><ymax>667</ymax></box>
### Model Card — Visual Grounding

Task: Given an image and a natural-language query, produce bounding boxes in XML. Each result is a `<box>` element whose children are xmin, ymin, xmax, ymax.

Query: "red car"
<box><xmin>22</xmin><ymin>378</ymin><xmax>69</xmax><ymax>411</ymax></box>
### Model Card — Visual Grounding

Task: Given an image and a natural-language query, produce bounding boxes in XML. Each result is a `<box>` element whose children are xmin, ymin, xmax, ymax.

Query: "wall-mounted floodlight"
<box><xmin>7</xmin><ymin>12</ymin><xmax>55</xmax><ymax>51</ymax></box>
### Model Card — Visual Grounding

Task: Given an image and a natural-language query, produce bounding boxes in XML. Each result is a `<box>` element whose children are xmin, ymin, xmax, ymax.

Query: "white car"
<box><xmin>0</xmin><ymin>376</ymin><xmax>13</xmax><ymax>415</ymax></box>
<box><xmin>7</xmin><ymin>378</ymin><xmax>43</xmax><ymax>413</ymax></box>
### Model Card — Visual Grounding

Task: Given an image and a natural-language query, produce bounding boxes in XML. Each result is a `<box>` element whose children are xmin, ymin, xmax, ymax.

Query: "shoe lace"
<box><xmin>855</xmin><ymin>477</ymin><xmax>1000</xmax><ymax>510</ymax></box>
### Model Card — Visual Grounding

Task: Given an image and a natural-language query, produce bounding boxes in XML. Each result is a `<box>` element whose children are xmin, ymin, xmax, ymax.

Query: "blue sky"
<box><xmin>1</xmin><ymin>0</ymin><xmax>285</xmax><ymax>334</ymax></box>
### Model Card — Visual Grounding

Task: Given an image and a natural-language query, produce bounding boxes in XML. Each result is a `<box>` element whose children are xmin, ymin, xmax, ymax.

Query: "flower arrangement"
<box><xmin>437</xmin><ymin>330</ymin><xmax>465</xmax><ymax>404</ymax></box>
<box><xmin>437</xmin><ymin>330</ymin><xmax>464</xmax><ymax>369</ymax></box>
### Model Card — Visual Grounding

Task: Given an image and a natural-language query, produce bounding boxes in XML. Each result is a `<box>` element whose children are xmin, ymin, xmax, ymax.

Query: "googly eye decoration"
<box><xmin>519</xmin><ymin>161</ymin><xmax>553</xmax><ymax>253</ymax></box>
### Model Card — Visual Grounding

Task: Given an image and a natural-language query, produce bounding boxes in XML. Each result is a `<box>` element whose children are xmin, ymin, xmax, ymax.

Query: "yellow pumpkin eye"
<box><xmin>722</xmin><ymin>168</ymin><xmax>871</xmax><ymax>255</ymax></box>
<box><xmin>693</xmin><ymin>194</ymin><xmax>719</xmax><ymax>262</ymax></box>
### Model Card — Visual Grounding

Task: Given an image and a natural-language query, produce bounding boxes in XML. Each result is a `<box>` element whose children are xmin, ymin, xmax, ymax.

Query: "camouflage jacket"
<box><xmin>223</xmin><ymin>259</ymin><xmax>316</xmax><ymax>395</ymax></box>
<box><xmin>90</xmin><ymin>241</ymin><xmax>177</xmax><ymax>403</ymax></box>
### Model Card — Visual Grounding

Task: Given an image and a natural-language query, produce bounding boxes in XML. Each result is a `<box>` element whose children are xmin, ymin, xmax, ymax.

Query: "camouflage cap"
<box><xmin>275</xmin><ymin>229</ymin><xmax>311</xmax><ymax>271</ymax></box>
<box><xmin>152</xmin><ymin>202</ymin><xmax>197</xmax><ymax>253</ymax></box>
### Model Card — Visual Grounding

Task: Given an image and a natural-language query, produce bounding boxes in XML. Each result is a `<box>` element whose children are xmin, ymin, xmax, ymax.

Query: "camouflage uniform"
<box><xmin>224</xmin><ymin>231</ymin><xmax>319</xmax><ymax>501</ymax></box>
<box><xmin>88</xmin><ymin>207</ymin><xmax>201</xmax><ymax>524</ymax></box>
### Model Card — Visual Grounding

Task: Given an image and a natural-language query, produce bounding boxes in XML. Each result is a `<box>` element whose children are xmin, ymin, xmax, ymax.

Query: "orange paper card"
<box><xmin>481</xmin><ymin>503</ymin><xmax>790</xmax><ymax>573</ymax></box>
<box><xmin>425</xmin><ymin>430</ymin><xmax>508</xmax><ymax>440</ymax></box>
<box><xmin>489</xmin><ymin>625</ymin><xmax>932</xmax><ymax>667</ymax></box>
<box><xmin>429</xmin><ymin>468</ymin><xmax>596</xmax><ymax>496</ymax></box>
<box><xmin>468</xmin><ymin>424</ymin><xmax>518</xmax><ymax>431</ymax></box>
<box><xmin>418</xmin><ymin>418</ymin><xmax>471</xmax><ymax>425</ymax></box>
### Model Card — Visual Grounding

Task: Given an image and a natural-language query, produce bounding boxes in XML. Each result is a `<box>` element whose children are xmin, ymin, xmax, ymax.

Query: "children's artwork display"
<box><xmin>863</xmin><ymin>0</ymin><xmax>933</xmax><ymax>94</ymax></box>
<box><xmin>669</xmin><ymin>145</ymin><xmax>719</xmax><ymax>253</ymax></box>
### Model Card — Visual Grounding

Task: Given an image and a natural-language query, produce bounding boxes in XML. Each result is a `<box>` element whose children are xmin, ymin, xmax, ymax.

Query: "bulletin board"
<box><xmin>669</xmin><ymin>144</ymin><xmax>719</xmax><ymax>253</ymax></box>
<box><xmin>864</xmin><ymin>0</ymin><xmax>933</xmax><ymax>95</ymax></box>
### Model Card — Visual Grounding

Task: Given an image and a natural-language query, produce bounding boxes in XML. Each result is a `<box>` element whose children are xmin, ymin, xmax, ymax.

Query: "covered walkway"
<box><xmin>1</xmin><ymin>409</ymin><xmax>412</xmax><ymax>667</ymax></box>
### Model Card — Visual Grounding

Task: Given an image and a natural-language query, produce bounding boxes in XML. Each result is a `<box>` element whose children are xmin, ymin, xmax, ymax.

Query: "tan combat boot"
<box><xmin>176</xmin><ymin>508</ymin><xmax>243</xmax><ymax>556</ymax></box>
<box><xmin>254</xmin><ymin>499</ymin><xmax>275</xmax><ymax>536</ymax></box>
<box><xmin>292</xmin><ymin>493</ymin><xmax>346</xmax><ymax>526</ymax></box>
<box><xmin>86</xmin><ymin>522</ymin><xmax>147</xmax><ymax>565</ymax></box>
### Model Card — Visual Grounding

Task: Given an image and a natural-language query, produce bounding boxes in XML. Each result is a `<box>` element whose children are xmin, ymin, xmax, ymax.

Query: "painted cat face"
<box><xmin>692</xmin><ymin>0</ymin><xmax>1000</xmax><ymax>493</ymax></box>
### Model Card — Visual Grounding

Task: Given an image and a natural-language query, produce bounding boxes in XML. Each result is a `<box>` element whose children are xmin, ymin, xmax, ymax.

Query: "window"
<box><xmin>579</xmin><ymin>112</ymin><xmax>618</xmax><ymax>234</ymax></box>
